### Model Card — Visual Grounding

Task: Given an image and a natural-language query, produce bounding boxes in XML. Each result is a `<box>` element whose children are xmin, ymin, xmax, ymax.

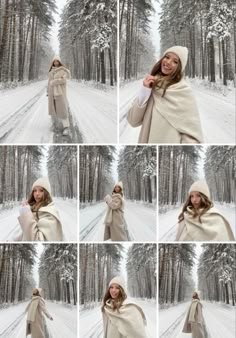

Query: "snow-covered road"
<box><xmin>0</xmin><ymin>301</ymin><xmax>77</xmax><ymax>338</ymax></box>
<box><xmin>80</xmin><ymin>299</ymin><xmax>156</xmax><ymax>338</ymax></box>
<box><xmin>0</xmin><ymin>80</ymin><xmax>117</xmax><ymax>144</ymax></box>
<box><xmin>159</xmin><ymin>301</ymin><xmax>236</xmax><ymax>338</ymax></box>
<box><xmin>79</xmin><ymin>201</ymin><xmax>156</xmax><ymax>241</ymax></box>
<box><xmin>159</xmin><ymin>203</ymin><xmax>236</xmax><ymax>241</ymax></box>
<box><xmin>0</xmin><ymin>198</ymin><xmax>77</xmax><ymax>241</ymax></box>
<box><xmin>119</xmin><ymin>80</ymin><xmax>235</xmax><ymax>144</ymax></box>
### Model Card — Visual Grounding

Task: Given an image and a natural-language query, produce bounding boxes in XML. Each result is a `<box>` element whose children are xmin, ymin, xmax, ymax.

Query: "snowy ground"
<box><xmin>0</xmin><ymin>301</ymin><xmax>77</xmax><ymax>338</ymax></box>
<box><xmin>159</xmin><ymin>301</ymin><xmax>236</xmax><ymax>338</ymax></box>
<box><xmin>0</xmin><ymin>198</ymin><xmax>77</xmax><ymax>241</ymax></box>
<box><xmin>80</xmin><ymin>299</ymin><xmax>156</xmax><ymax>338</ymax></box>
<box><xmin>79</xmin><ymin>201</ymin><xmax>156</xmax><ymax>241</ymax></box>
<box><xmin>0</xmin><ymin>80</ymin><xmax>117</xmax><ymax>144</ymax></box>
<box><xmin>119</xmin><ymin>79</ymin><xmax>236</xmax><ymax>144</ymax></box>
<box><xmin>159</xmin><ymin>203</ymin><xmax>236</xmax><ymax>241</ymax></box>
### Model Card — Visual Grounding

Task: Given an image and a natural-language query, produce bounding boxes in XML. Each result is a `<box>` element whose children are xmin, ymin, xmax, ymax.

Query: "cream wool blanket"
<box><xmin>177</xmin><ymin>206</ymin><xmax>235</xmax><ymax>241</ymax></box>
<box><xmin>50</xmin><ymin>66</ymin><xmax>70</xmax><ymax>97</ymax></box>
<box><xmin>149</xmin><ymin>78</ymin><xmax>203</xmax><ymax>143</ymax></box>
<box><xmin>103</xmin><ymin>299</ymin><xmax>147</xmax><ymax>338</ymax></box>
<box><xmin>188</xmin><ymin>299</ymin><xmax>202</xmax><ymax>323</ymax></box>
<box><xmin>26</xmin><ymin>296</ymin><xmax>41</xmax><ymax>322</ymax></box>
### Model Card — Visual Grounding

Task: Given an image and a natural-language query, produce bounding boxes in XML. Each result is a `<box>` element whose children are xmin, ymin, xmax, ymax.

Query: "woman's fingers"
<box><xmin>143</xmin><ymin>75</ymin><xmax>156</xmax><ymax>88</ymax></box>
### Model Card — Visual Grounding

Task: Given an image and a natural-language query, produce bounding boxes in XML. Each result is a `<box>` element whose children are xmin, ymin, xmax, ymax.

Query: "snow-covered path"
<box><xmin>79</xmin><ymin>201</ymin><xmax>156</xmax><ymax>241</ymax></box>
<box><xmin>0</xmin><ymin>80</ymin><xmax>117</xmax><ymax>144</ymax></box>
<box><xmin>0</xmin><ymin>301</ymin><xmax>77</xmax><ymax>338</ymax></box>
<box><xmin>159</xmin><ymin>301</ymin><xmax>236</xmax><ymax>338</ymax></box>
<box><xmin>159</xmin><ymin>203</ymin><xmax>236</xmax><ymax>241</ymax></box>
<box><xmin>0</xmin><ymin>198</ymin><xmax>77</xmax><ymax>241</ymax></box>
<box><xmin>80</xmin><ymin>299</ymin><xmax>156</xmax><ymax>338</ymax></box>
<box><xmin>119</xmin><ymin>80</ymin><xmax>235</xmax><ymax>144</ymax></box>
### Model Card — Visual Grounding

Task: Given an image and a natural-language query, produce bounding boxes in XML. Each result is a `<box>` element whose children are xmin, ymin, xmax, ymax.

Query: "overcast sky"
<box><xmin>150</xmin><ymin>0</ymin><xmax>161</xmax><ymax>59</ymax></box>
<box><xmin>33</xmin><ymin>244</ymin><xmax>45</xmax><ymax>287</ymax></box>
<box><xmin>50</xmin><ymin>0</ymin><xmax>68</xmax><ymax>54</ymax></box>
<box><xmin>192</xmin><ymin>243</ymin><xmax>203</xmax><ymax>289</ymax></box>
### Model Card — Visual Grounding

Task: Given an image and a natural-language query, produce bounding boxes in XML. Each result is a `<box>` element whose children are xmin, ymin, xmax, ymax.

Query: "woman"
<box><xmin>127</xmin><ymin>46</ymin><xmax>203</xmax><ymax>144</ymax></box>
<box><xmin>182</xmin><ymin>292</ymin><xmax>207</xmax><ymax>338</ymax></box>
<box><xmin>15</xmin><ymin>177</ymin><xmax>63</xmax><ymax>241</ymax></box>
<box><xmin>25</xmin><ymin>288</ymin><xmax>53</xmax><ymax>338</ymax></box>
<box><xmin>103</xmin><ymin>181</ymin><xmax>128</xmax><ymax>241</ymax></box>
<box><xmin>48</xmin><ymin>55</ymin><xmax>71</xmax><ymax>136</ymax></box>
<box><xmin>176</xmin><ymin>180</ymin><xmax>235</xmax><ymax>241</ymax></box>
<box><xmin>102</xmin><ymin>276</ymin><xmax>147</xmax><ymax>338</ymax></box>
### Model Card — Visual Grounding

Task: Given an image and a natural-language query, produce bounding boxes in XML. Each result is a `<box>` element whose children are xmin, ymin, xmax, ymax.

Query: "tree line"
<box><xmin>59</xmin><ymin>0</ymin><xmax>117</xmax><ymax>85</ymax></box>
<box><xmin>39</xmin><ymin>244</ymin><xmax>77</xmax><ymax>305</ymax></box>
<box><xmin>198</xmin><ymin>244</ymin><xmax>236</xmax><ymax>306</ymax></box>
<box><xmin>0</xmin><ymin>0</ymin><xmax>56</xmax><ymax>84</ymax></box>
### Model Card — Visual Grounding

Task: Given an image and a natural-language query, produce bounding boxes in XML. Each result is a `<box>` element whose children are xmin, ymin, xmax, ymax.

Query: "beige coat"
<box><xmin>25</xmin><ymin>296</ymin><xmax>52</xmax><ymax>338</ymax></box>
<box><xmin>103</xmin><ymin>299</ymin><xmax>147</xmax><ymax>338</ymax></box>
<box><xmin>48</xmin><ymin>66</ymin><xmax>70</xmax><ymax>119</ymax></box>
<box><xmin>127</xmin><ymin>79</ymin><xmax>203</xmax><ymax>144</ymax></box>
<box><xmin>18</xmin><ymin>202</ymin><xmax>63</xmax><ymax>241</ymax></box>
<box><xmin>182</xmin><ymin>299</ymin><xmax>207</xmax><ymax>338</ymax></box>
<box><xmin>176</xmin><ymin>206</ymin><xmax>235</xmax><ymax>241</ymax></box>
<box><xmin>104</xmin><ymin>193</ymin><xmax>128</xmax><ymax>241</ymax></box>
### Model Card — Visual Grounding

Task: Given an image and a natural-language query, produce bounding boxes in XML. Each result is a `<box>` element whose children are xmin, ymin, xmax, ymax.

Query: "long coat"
<box><xmin>176</xmin><ymin>206</ymin><xmax>235</xmax><ymax>241</ymax></box>
<box><xmin>103</xmin><ymin>193</ymin><xmax>128</xmax><ymax>241</ymax></box>
<box><xmin>182</xmin><ymin>299</ymin><xmax>207</xmax><ymax>338</ymax></box>
<box><xmin>48</xmin><ymin>66</ymin><xmax>70</xmax><ymax>119</ymax></box>
<box><xmin>26</xmin><ymin>296</ymin><xmax>52</xmax><ymax>338</ymax></box>
<box><xmin>103</xmin><ymin>299</ymin><xmax>147</xmax><ymax>338</ymax></box>
<box><xmin>127</xmin><ymin>78</ymin><xmax>203</xmax><ymax>144</ymax></box>
<box><xmin>17</xmin><ymin>202</ymin><xmax>63</xmax><ymax>241</ymax></box>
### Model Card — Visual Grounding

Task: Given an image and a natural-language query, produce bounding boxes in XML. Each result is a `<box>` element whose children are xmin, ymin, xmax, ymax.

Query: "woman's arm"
<box><xmin>39</xmin><ymin>299</ymin><xmax>53</xmax><ymax>320</ymax></box>
<box><xmin>50</xmin><ymin>76</ymin><xmax>66</xmax><ymax>86</ymax></box>
<box><xmin>176</xmin><ymin>220</ymin><xmax>185</xmax><ymax>241</ymax></box>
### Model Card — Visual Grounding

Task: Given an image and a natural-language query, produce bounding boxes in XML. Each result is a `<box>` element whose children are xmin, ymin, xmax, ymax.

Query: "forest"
<box><xmin>0</xmin><ymin>0</ymin><xmax>56</xmax><ymax>84</ymax></box>
<box><xmin>159</xmin><ymin>244</ymin><xmax>196</xmax><ymax>305</ymax></box>
<box><xmin>198</xmin><ymin>244</ymin><xmax>236</xmax><ymax>305</ymax></box>
<box><xmin>159</xmin><ymin>145</ymin><xmax>236</xmax><ymax>209</ymax></box>
<box><xmin>118</xmin><ymin>146</ymin><xmax>156</xmax><ymax>203</ymax></box>
<box><xmin>59</xmin><ymin>0</ymin><xmax>117</xmax><ymax>85</ymax></box>
<box><xmin>0</xmin><ymin>243</ymin><xmax>77</xmax><ymax>305</ymax></box>
<box><xmin>159</xmin><ymin>0</ymin><xmax>236</xmax><ymax>84</ymax></box>
<box><xmin>80</xmin><ymin>243</ymin><xmax>156</xmax><ymax>308</ymax></box>
<box><xmin>0</xmin><ymin>145</ymin><xmax>77</xmax><ymax>206</ymax></box>
<box><xmin>119</xmin><ymin>0</ymin><xmax>156</xmax><ymax>80</ymax></box>
<box><xmin>79</xmin><ymin>145</ymin><xmax>157</xmax><ymax>204</ymax></box>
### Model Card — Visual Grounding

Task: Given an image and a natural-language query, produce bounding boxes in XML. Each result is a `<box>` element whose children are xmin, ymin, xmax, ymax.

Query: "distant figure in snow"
<box><xmin>102</xmin><ymin>276</ymin><xmax>147</xmax><ymax>338</ymax></box>
<box><xmin>127</xmin><ymin>46</ymin><xmax>203</xmax><ymax>144</ymax></box>
<box><xmin>182</xmin><ymin>291</ymin><xmax>208</xmax><ymax>338</ymax></box>
<box><xmin>176</xmin><ymin>180</ymin><xmax>235</xmax><ymax>241</ymax></box>
<box><xmin>14</xmin><ymin>177</ymin><xmax>63</xmax><ymax>241</ymax></box>
<box><xmin>25</xmin><ymin>288</ymin><xmax>53</xmax><ymax>338</ymax></box>
<box><xmin>103</xmin><ymin>181</ymin><xmax>128</xmax><ymax>241</ymax></box>
<box><xmin>48</xmin><ymin>55</ymin><xmax>71</xmax><ymax>136</ymax></box>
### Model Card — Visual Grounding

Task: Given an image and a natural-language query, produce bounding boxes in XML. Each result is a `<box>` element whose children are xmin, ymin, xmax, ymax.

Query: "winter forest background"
<box><xmin>80</xmin><ymin>243</ymin><xmax>156</xmax><ymax>337</ymax></box>
<box><xmin>0</xmin><ymin>145</ymin><xmax>77</xmax><ymax>241</ymax></box>
<box><xmin>79</xmin><ymin>146</ymin><xmax>157</xmax><ymax>241</ymax></box>
<box><xmin>159</xmin><ymin>145</ymin><xmax>236</xmax><ymax>240</ymax></box>
<box><xmin>159</xmin><ymin>243</ymin><xmax>236</xmax><ymax>337</ymax></box>
<box><xmin>0</xmin><ymin>243</ymin><xmax>77</xmax><ymax>337</ymax></box>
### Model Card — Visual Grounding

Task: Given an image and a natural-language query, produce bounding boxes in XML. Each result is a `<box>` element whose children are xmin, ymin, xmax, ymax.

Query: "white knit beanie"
<box><xmin>114</xmin><ymin>181</ymin><xmax>123</xmax><ymax>191</ymax></box>
<box><xmin>32</xmin><ymin>177</ymin><xmax>51</xmax><ymax>195</ymax></box>
<box><xmin>52</xmin><ymin>55</ymin><xmax>61</xmax><ymax>63</ymax></box>
<box><xmin>189</xmin><ymin>180</ymin><xmax>210</xmax><ymax>199</ymax></box>
<box><xmin>163</xmin><ymin>46</ymin><xmax>188</xmax><ymax>71</ymax></box>
<box><xmin>109</xmin><ymin>276</ymin><xmax>126</xmax><ymax>293</ymax></box>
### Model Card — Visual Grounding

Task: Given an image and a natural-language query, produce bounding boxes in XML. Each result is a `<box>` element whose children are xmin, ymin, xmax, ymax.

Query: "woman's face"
<box><xmin>161</xmin><ymin>52</ymin><xmax>179</xmax><ymax>75</ymax></box>
<box><xmin>114</xmin><ymin>185</ymin><xmax>121</xmax><ymax>193</ymax></box>
<box><xmin>109</xmin><ymin>284</ymin><xmax>120</xmax><ymax>299</ymax></box>
<box><xmin>53</xmin><ymin>60</ymin><xmax>60</xmax><ymax>67</ymax></box>
<box><xmin>33</xmin><ymin>186</ymin><xmax>44</xmax><ymax>203</ymax></box>
<box><xmin>190</xmin><ymin>192</ymin><xmax>201</xmax><ymax>209</ymax></box>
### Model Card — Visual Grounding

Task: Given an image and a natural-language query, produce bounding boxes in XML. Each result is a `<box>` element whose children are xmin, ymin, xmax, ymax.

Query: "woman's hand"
<box><xmin>143</xmin><ymin>75</ymin><xmax>156</xmax><ymax>88</ymax></box>
<box><xmin>50</xmin><ymin>316</ymin><xmax>53</xmax><ymax>321</ymax></box>
<box><xmin>22</xmin><ymin>201</ymin><xmax>29</xmax><ymax>206</ymax></box>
